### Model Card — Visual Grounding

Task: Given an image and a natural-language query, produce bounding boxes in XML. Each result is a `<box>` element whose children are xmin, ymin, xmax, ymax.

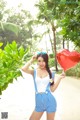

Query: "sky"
<box><xmin>5</xmin><ymin>0</ymin><xmax>49</xmax><ymax>51</ymax></box>
<box><xmin>5</xmin><ymin>0</ymin><xmax>39</xmax><ymax>16</ymax></box>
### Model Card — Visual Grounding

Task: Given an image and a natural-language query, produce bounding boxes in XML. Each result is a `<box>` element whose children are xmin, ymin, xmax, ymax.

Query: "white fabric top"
<box><xmin>35</xmin><ymin>70</ymin><xmax>50</xmax><ymax>92</ymax></box>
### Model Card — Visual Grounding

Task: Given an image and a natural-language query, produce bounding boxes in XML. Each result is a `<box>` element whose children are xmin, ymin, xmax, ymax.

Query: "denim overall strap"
<box><xmin>33</xmin><ymin>69</ymin><xmax>38</xmax><ymax>93</ymax></box>
<box><xmin>46</xmin><ymin>71</ymin><xmax>55</xmax><ymax>92</ymax></box>
<box><xmin>52</xmin><ymin>71</ymin><xmax>55</xmax><ymax>79</ymax></box>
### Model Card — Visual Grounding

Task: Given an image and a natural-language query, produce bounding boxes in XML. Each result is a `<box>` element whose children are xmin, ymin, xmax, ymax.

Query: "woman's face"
<box><xmin>37</xmin><ymin>56</ymin><xmax>46</xmax><ymax>69</ymax></box>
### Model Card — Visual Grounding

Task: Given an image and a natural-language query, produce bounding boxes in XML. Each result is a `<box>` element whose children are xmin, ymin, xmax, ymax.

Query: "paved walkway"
<box><xmin>0</xmin><ymin>71</ymin><xmax>80</xmax><ymax>120</ymax></box>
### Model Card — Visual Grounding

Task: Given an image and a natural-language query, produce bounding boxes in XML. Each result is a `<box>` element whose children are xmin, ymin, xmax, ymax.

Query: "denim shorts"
<box><xmin>35</xmin><ymin>91</ymin><xmax>57</xmax><ymax>113</ymax></box>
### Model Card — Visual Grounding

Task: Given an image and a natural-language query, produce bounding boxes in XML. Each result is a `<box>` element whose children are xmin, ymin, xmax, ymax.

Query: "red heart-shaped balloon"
<box><xmin>57</xmin><ymin>49</ymin><xmax>80</xmax><ymax>71</ymax></box>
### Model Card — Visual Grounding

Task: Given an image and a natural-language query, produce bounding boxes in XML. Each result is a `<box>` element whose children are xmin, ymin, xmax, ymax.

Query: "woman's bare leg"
<box><xmin>47</xmin><ymin>112</ymin><xmax>55</xmax><ymax>120</ymax></box>
<box><xmin>29</xmin><ymin>110</ymin><xmax>44</xmax><ymax>120</ymax></box>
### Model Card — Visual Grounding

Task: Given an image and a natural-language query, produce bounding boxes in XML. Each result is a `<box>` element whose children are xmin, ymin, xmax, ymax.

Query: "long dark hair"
<box><xmin>37</xmin><ymin>52</ymin><xmax>54</xmax><ymax>85</ymax></box>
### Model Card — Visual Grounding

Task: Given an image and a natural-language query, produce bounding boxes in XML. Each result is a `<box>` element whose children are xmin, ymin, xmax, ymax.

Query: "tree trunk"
<box><xmin>63</xmin><ymin>37</ymin><xmax>65</xmax><ymax>49</ymax></box>
<box><xmin>67</xmin><ymin>40</ymin><xmax>69</xmax><ymax>50</ymax></box>
<box><xmin>52</xmin><ymin>25</ymin><xmax>58</xmax><ymax>71</ymax></box>
<box><xmin>48</xmin><ymin>29</ymin><xmax>53</xmax><ymax>52</ymax></box>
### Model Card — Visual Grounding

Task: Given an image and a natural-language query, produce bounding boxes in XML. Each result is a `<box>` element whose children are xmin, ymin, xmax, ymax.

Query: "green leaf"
<box><xmin>0</xmin><ymin>22</ymin><xmax>19</xmax><ymax>36</ymax></box>
<box><xmin>0</xmin><ymin>42</ymin><xmax>3</xmax><ymax>47</ymax></box>
<box><xmin>0</xmin><ymin>21</ymin><xmax>4</xmax><ymax>31</ymax></box>
<box><xmin>0</xmin><ymin>41</ymin><xmax>28</xmax><ymax>95</ymax></box>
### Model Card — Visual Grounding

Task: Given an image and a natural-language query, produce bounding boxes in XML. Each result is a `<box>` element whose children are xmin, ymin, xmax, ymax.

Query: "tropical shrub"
<box><xmin>66</xmin><ymin>63</ymin><xmax>80</xmax><ymax>78</ymax></box>
<box><xmin>49</xmin><ymin>53</ymin><xmax>54</xmax><ymax>58</ymax></box>
<box><xmin>0</xmin><ymin>41</ymin><xmax>28</xmax><ymax>95</ymax></box>
<box><xmin>49</xmin><ymin>57</ymin><xmax>55</xmax><ymax>68</ymax></box>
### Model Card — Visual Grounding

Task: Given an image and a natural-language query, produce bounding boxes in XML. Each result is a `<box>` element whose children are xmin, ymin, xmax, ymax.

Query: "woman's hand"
<box><xmin>31</xmin><ymin>54</ymin><xmax>37</xmax><ymax>62</ymax></box>
<box><xmin>59</xmin><ymin>71</ymin><xmax>66</xmax><ymax>79</ymax></box>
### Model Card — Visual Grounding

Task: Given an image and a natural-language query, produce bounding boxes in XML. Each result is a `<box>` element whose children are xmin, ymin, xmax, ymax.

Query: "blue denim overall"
<box><xmin>33</xmin><ymin>69</ymin><xmax>57</xmax><ymax>113</ymax></box>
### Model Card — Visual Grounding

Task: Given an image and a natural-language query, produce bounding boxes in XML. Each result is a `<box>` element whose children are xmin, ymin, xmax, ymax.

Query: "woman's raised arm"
<box><xmin>21</xmin><ymin>55</ymin><xmax>37</xmax><ymax>75</ymax></box>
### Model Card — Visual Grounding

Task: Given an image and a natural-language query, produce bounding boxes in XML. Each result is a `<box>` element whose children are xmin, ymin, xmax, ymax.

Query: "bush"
<box><xmin>0</xmin><ymin>41</ymin><xmax>28</xmax><ymax>95</ymax></box>
<box><xmin>49</xmin><ymin>57</ymin><xmax>55</xmax><ymax>68</ymax></box>
<box><xmin>49</xmin><ymin>53</ymin><xmax>54</xmax><ymax>58</ymax></box>
<box><xmin>66</xmin><ymin>63</ymin><xmax>80</xmax><ymax>78</ymax></box>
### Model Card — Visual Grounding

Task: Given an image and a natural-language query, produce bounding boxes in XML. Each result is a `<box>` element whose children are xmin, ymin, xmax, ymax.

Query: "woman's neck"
<box><xmin>38</xmin><ymin>67</ymin><xmax>46</xmax><ymax>71</ymax></box>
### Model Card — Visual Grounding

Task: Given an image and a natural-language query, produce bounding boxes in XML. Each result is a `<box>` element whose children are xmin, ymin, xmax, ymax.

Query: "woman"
<box><xmin>21</xmin><ymin>52</ymin><xmax>65</xmax><ymax>120</ymax></box>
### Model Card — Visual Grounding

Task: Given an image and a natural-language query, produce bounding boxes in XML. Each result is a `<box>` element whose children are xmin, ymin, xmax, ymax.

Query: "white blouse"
<box><xmin>35</xmin><ymin>71</ymin><xmax>50</xmax><ymax>92</ymax></box>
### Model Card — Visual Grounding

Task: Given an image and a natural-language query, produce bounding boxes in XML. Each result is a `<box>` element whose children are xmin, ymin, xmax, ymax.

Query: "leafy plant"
<box><xmin>66</xmin><ymin>63</ymin><xmax>80</xmax><ymax>78</ymax></box>
<box><xmin>49</xmin><ymin>57</ymin><xmax>55</xmax><ymax>68</ymax></box>
<box><xmin>0</xmin><ymin>41</ymin><xmax>29</xmax><ymax>95</ymax></box>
